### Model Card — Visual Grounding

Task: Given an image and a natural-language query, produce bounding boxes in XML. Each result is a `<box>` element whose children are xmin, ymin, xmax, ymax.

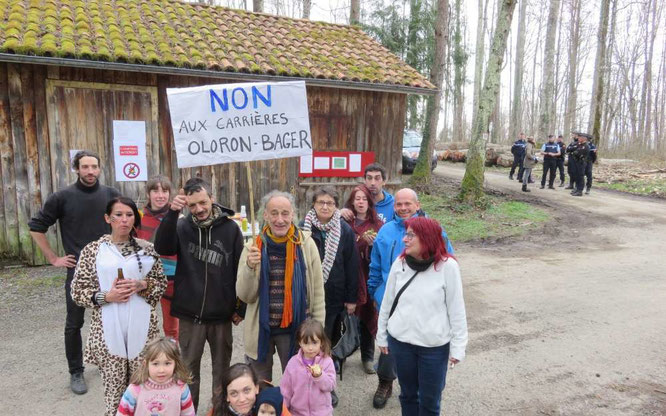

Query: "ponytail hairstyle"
<box><xmin>106</xmin><ymin>197</ymin><xmax>143</xmax><ymax>273</ymax></box>
<box><xmin>130</xmin><ymin>337</ymin><xmax>192</xmax><ymax>385</ymax></box>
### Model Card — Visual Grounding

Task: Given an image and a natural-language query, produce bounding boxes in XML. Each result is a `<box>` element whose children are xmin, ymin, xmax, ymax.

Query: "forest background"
<box><xmin>186</xmin><ymin>0</ymin><xmax>666</xmax><ymax>160</ymax></box>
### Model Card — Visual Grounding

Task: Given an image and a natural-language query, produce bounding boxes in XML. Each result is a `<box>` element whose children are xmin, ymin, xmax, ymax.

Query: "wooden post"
<box><xmin>246</xmin><ymin>162</ymin><xmax>256</xmax><ymax>241</ymax></box>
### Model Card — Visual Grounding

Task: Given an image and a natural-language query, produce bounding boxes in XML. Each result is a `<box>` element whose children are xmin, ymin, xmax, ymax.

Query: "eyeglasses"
<box><xmin>404</xmin><ymin>232</ymin><xmax>416</xmax><ymax>240</ymax></box>
<box><xmin>315</xmin><ymin>200</ymin><xmax>336</xmax><ymax>207</ymax></box>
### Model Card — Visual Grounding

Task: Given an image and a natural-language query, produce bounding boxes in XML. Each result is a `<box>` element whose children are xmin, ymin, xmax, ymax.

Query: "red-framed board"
<box><xmin>299</xmin><ymin>151</ymin><xmax>375</xmax><ymax>177</ymax></box>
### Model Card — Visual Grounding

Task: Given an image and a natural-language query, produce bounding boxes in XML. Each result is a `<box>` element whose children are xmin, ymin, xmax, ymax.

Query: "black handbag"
<box><xmin>331</xmin><ymin>312</ymin><xmax>361</xmax><ymax>379</ymax></box>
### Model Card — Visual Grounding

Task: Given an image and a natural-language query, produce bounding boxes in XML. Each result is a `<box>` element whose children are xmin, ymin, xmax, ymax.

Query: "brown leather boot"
<box><xmin>372</xmin><ymin>379</ymin><xmax>393</xmax><ymax>409</ymax></box>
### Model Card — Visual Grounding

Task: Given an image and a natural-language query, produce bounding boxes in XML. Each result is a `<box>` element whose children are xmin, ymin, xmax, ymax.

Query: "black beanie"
<box><xmin>255</xmin><ymin>386</ymin><xmax>283</xmax><ymax>416</ymax></box>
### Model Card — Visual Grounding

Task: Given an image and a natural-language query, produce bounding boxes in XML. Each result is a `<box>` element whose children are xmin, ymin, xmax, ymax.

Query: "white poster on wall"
<box><xmin>166</xmin><ymin>80</ymin><xmax>312</xmax><ymax>168</ymax></box>
<box><xmin>113</xmin><ymin>120</ymin><xmax>148</xmax><ymax>182</ymax></box>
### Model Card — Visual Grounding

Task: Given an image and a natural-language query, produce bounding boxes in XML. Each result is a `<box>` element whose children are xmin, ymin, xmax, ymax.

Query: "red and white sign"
<box><xmin>113</xmin><ymin>120</ymin><xmax>148</xmax><ymax>181</ymax></box>
<box><xmin>299</xmin><ymin>151</ymin><xmax>374</xmax><ymax>178</ymax></box>
<box><xmin>119</xmin><ymin>145</ymin><xmax>139</xmax><ymax>156</ymax></box>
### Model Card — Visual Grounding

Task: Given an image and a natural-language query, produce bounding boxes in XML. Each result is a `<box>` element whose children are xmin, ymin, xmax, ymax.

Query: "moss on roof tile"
<box><xmin>0</xmin><ymin>0</ymin><xmax>433</xmax><ymax>89</ymax></box>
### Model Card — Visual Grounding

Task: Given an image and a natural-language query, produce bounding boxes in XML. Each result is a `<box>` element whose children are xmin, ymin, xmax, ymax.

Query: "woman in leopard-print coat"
<box><xmin>71</xmin><ymin>197</ymin><xmax>166</xmax><ymax>416</ymax></box>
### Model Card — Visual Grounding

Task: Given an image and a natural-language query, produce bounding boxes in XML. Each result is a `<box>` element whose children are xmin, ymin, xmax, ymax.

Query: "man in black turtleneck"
<box><xmin>29</xmin><ymin>150</ymin><xmax>120</xmax><ymax>395</ymax></box>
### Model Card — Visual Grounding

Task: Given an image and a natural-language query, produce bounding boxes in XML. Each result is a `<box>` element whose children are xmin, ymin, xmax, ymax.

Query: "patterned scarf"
<box><xmin>191</xmin><ymin>204</ymin><xmax>222</xmax><ymax>229</ymax></box>
<box><xmin>255</xmin><ymin>224</ymin><xmax>307</xmax><ymax>362</ymax></box>
<box><xmin>302</xmin><ymin>209</ymin><xmax>341</xmax><ymax>283</ymax></box>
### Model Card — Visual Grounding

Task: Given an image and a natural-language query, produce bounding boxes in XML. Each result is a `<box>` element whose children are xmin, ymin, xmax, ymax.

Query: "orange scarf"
<box><xmin>256</xmin><ymin>224</ymin><xmax>302</xmax><ymax>328</ymax></box>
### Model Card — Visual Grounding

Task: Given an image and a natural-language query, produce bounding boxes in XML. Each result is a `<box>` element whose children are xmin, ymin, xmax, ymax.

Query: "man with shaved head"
<box><xmin>366</xmin><ymin>188</ymin><xmax>454</xmax><ymax>408</ymax></box>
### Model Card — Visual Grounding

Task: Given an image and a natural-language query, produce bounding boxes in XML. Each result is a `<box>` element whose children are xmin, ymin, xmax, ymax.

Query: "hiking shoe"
<box><xmin>540</xmin><ymin>184</ymin><xmax>545</xmax><ymax>189</ymax></box>
<box><xmin>548</xmin><ymin>185</ymin><xmax>555</xmax><ymax>189</ymax></box>
<box><xmin>331</xmin><ymin>390</ymin><xmax>339</xmax><ymax>408</ymax></box>
<box><xmin>559</xmin><ymin>181</ymin><xmax>565</xmax><ymax>187</ymax></box>
<box><xmin>362</xmin><ymin>361</ymin><xmax>376</xmax><ymax>375</ymax></box>
<box><xmin>565</xmin><ymin>185</ymin><xmax>573</xmax><ymax>189</ymax></box>
<box><xmin>572</xmin><ymin>191</ymin><xmax>583</xmax><ymax>197</ymax></box>
<box><xmin>70</xmin><ymin>372</ymin><xmax>88</xmax><ymax>395</ymax></box>
<box><xmin>585</xmin><ymin>189</ymin><xmax>590</xmax><ymax>195</ymax></box>
<box><xmin>373</xmin><ymin>379</ymin><xmax>393</xmax><ymax>409</ymax></box>
<box><xmin>509</xmin><ymin>174</ymin><xmax>514</xmax><ymax>180</ymax></box>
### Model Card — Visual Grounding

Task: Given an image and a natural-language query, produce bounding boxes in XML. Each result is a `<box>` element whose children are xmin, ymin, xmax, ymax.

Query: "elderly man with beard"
<box><xmin>367</xmin><ymin>188</ymin><xmax>455</xmax><ymax>409</ymax></box>
<box><xmin>29</xmin><ymin>150</ymin><xmax>120</xmax><ymax>395</ymax></box>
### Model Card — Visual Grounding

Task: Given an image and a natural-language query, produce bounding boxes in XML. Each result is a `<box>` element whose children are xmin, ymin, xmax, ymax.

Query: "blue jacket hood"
<box><xmin>375</xmin><ymin>190</ymin><xmax>395</xmax><ymax>224</ymax></box>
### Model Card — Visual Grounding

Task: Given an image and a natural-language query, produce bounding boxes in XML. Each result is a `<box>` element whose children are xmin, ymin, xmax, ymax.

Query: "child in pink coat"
<box><xmin>279</xmin><ymin>319</ymin><xmax>336</xmax><ymax>416</ymax></box>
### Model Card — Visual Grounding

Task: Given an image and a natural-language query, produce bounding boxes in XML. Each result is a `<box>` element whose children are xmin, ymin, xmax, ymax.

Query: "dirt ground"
<box><xmin>2</xmin><ymin>163</ymin><xmax>666</xmax><ymax>415</ymax></box>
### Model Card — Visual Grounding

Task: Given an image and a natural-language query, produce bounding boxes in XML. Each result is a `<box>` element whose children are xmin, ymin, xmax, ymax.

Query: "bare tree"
<box><xmin>253</xmin><ymin>0</ymin><xmax>263</xmax><ymax>12</ymax></box>
<box><xmin>350</xmin><ymin>0</ymin><xmax>361</xmax><ymax>24</ymax></box>
<box><xmin>509</xmin><ymin>0</ymin><xmax>527</xmax><ymax>141</ymax></box>
<box><xmin>588</xmin><ymin>0</ymin><xmax>610</xmax><ymax>145</ymax></box>
<box><xmin>452</xmin><ymin>0</ymin><xmax>467</xmax><ymax>142</ymax></box>
<box><xmin>537</xmin><ymin>0</ymin><xmax>561</xmax><ymax>140</ymax></box>
<box><xmin>412</xmin><ymin>0</ymin><xmax>449</xmax><ymax>183</ymax></box>
<box><xmin>302</xmin><ymin>0</ymin><xmax>311</xmax><ymax>19</ymax></box>
<box><xmin>460</xmin><ymin>0</ymin><xmax>518</xmax><ymax>202</ymax></box>
<box><xmin>562</xmin><ymin>0</ymin><xmax>581</xmax><ymax>136</ymax></box>
<box><xmin>471</xmin><ymin>0</ymin><xmax>490</xmax><ymax>129</ymax></box>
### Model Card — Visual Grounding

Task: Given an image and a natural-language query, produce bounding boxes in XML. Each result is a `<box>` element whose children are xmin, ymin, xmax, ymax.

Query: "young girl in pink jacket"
<box><xmin>280</xmin><ymin>319</ymin><xmax>336</xmax><ymax>416</ymax></box>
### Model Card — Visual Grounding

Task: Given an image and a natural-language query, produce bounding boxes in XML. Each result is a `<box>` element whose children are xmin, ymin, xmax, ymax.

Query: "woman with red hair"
<box><xmin>376</xmin><ymin>216</ymin><xmax>467</xmax><ymax>416</ymax></box>
<box><xmin>343</xmin><ymin>185</ymin><xmax>384</xmax><ymax>374</ymax></box>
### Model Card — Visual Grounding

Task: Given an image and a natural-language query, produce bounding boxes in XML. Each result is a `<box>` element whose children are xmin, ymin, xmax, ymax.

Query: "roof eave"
<box><xmin>0</xmin><ymin>54</ymin><xmax>437</xmax><ymax>95</ymax></box>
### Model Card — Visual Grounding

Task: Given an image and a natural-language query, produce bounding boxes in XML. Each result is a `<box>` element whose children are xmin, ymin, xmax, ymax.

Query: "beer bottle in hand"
<box><xmin>117</xmin><ymin>268</ymin><xmax>125</xmax><ymax>280</ymax></box>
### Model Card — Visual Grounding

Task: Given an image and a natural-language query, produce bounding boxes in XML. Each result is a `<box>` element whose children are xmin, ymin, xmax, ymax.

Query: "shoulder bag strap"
<box><xmin>388</xmin><ymin>271</ymin><xmax>419</xmax><ymax>319</ymax></box>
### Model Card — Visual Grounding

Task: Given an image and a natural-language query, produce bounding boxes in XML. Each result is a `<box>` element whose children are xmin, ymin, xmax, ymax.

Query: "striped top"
<box><xmin>116</xmin><ymin>379</ymin><xmax>194</xmax><ymax>416</ymax></box>
<box><xmin>138</xmin><ymin>206</ymin><xmax>177</xmax><ymax>277</ymax></box>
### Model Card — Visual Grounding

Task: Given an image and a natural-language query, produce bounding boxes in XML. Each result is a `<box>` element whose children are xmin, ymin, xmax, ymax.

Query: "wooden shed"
<box><xmin>0</xmin><ymin>0</ymin><xmax>435</xmax><ymax>265</ymax></box>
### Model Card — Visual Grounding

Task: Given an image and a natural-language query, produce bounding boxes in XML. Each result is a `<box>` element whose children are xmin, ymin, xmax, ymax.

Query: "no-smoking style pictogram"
<box><xmin>123</xmin><ymin>162</ymin><xmax>140</xmax><ymax>179</ymax></box>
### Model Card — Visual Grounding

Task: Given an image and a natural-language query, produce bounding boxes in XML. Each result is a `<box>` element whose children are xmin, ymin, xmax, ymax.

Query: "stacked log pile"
<box><xmin>436</xmin><ymin>142</ymin><xmax>513</xmax><ymax>166</ymax></box>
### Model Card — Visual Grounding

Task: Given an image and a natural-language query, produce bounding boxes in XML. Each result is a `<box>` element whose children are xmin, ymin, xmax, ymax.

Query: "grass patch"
<box><xmin>0</xmin><ymin>269</ymin><xmax>66</xmax><ymax>295</ymax></box>
<box><xmin>596</xmin><ymin>178</ymin><xmax>666</xmax><ymax>198</ymax></box>
<box><xmin>419</xmin><ymin>193</ymin><xmax>550</xmax><ymax>242</ymax></box>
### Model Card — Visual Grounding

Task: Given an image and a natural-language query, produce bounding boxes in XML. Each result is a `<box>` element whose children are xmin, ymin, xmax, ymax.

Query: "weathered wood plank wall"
<box><xmin>0</xmin><ymin>63</ymin><xmax>406</xmax><ymax>264</ymax></box>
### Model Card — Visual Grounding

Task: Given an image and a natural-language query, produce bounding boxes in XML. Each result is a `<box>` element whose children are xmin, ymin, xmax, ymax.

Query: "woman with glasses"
<box><xmin>301</xmin><ymin>186</ymin><xmax>359</xmax><ymax>407</ymax></box>
<box><xmin>376</xmin><ymin>216</ymin><xmax>467</xmax><ymax>416</ymax></box>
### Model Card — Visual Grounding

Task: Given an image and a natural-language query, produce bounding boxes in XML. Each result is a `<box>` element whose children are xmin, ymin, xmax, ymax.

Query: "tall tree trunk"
<box><xmin>253</xmin><ymin>0</ymin><xmax>263</xmax><ymax>13</ymax></box>
<box><xmin>600</xmin><ymin>0</ymin><xmax>617</xmax><ymax>151</ymax></box>
<box><xmin>509</xmin><ymin>0</ymin><xmax>527</xmax><ymax>141</ymax></box>
<box><xmin>460</xmin><ymin>0</ymin><xmax>518</xmax><ymax>202</ymax></box>
<box><xmin>452</xmin><ymin>0</ymin><xmax>467</xmax><ymax>142</ymax></box>
<box><xmin>589</xmin><ymin>0</ymin><xmax>611</xmax><ymax>145</ymax></box>
<box><xmin>563</xmin><ymin>0</ymin><xmax>581</xmax><ymax>135</ymax></box>
<box><xmin>638</xmin><ymin>0</ymin><xmax>659</xmax><ymax>149</ymax></box>
<box><xmin>406</xmin><ymin>0</ymin><xmax>423</xmax><ymax>129</ymax></box>
<box><xmin>537</xmin><ymin>0</ymin><xmax>561</xmax><ymax>141</ymax></box>
<box><xmin>411</xmin><ymin>0</ymin><xmax>449</xmax><ymax>183</ymax></box>
<box><xmin>471</xmin><ymin>0</ymin><xmax>489</xmax><ymax>129</ymax></box>
<box><xmin>302</xmin><ymin>0</ymin><xmax>311</xmax><ymax>19</ymax></box>
<box><xmin>350</xmin><ymin>0</ymin><xmax>361</xmax><ymax>24</ymax></box>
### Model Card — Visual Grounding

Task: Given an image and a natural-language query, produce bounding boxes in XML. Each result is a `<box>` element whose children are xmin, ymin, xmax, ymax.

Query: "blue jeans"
<box><xmin>388</xmin><ymin>335</ymin><xmax>450</xmax><ymax>416</ymax></box>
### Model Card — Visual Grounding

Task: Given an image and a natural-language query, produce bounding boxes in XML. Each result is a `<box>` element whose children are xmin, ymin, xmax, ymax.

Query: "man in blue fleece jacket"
<box><xmin>366</xmin><ymin>188</ymin><xmax>454</xmax><ymax>409</ymax></box>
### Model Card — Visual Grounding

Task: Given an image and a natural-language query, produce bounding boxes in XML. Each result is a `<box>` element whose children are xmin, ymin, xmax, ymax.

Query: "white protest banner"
<box><xmin>166</xmin><ymin>80</ymin><xmax>312</xmax><ymax>168</ymax></box>
<box><xmin>112</xmin><ymin>120</ymin><xmax>148</xmax><ymax>182</ymax></box>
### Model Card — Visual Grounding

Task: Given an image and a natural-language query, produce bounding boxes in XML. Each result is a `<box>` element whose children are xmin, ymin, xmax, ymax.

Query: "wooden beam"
<box><xmin>7</xmin><ymin>63</ymin><xmax>33</xmax><ymax>261</ymax></box>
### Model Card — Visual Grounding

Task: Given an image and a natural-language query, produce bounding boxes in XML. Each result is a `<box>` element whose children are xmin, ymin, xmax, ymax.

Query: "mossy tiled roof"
<box><xmin>0</xmin><ymin>0</ymin><xmax>434</xmax><ymax>90</ymax></box>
